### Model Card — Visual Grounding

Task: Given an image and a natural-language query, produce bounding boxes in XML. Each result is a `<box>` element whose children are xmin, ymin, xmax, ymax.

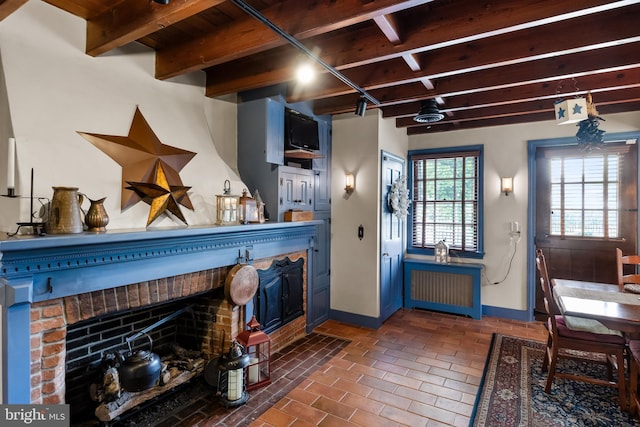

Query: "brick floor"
<box><xmin>110</xmin><ymin>309</ymin><xmax>547</xmax><ymax>426</ymax></box>
<box><xmin>249</xmin><ymin>308</ymin><xmax>547</xmax><ymax>427</ymax></box>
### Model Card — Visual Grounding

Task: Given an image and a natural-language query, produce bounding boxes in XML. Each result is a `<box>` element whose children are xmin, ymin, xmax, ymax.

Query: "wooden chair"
<box><xmin>629</xmin><ymin>340</ymin><xmax>640</xmax><ymax>417</ymax></box>
<box><xmin>535</xmin><ymin>249</ymin><xmax>628</xmax><ymax>410</ymax></box>
<box><xmin>616</xmin><ymin>248</ymin><xmax>640</xmax><ymax>294</ymax></box>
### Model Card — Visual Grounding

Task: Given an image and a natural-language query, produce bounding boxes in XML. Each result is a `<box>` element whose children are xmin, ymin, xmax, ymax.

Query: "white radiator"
<box><xmin>403</xmin><ymin>260</ymin><xmax>483</xmax><ymax>319</ymax></box>
<box><xmin>410</xmin><ymin>269</ymin><xmax>473</xmax><ymax>308</ymax></box>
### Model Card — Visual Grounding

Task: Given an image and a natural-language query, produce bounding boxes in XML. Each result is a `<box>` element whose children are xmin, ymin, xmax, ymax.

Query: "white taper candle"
<box><xmin>7</xmin><ymin>137</ymin><xmax>15</xmax><ymax>190</ymax></box>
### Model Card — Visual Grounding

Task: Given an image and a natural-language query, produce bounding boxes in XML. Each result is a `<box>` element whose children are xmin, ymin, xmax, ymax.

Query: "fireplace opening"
<box><xmin>53</xmin><ymin>253</ymin><xmax>307</xmax><ymax>426</ymax></box>
<box><xmin>66</xmin><ymin>288</ymin><xmax>226</xmax><ymax>425</ymax></box>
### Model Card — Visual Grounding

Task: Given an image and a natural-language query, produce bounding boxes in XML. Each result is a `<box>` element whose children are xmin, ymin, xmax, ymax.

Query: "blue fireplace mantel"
<box><xmin>0</xmin><ymin>221</ymin><xmax>319</xmax><ymax>403</ymax></box>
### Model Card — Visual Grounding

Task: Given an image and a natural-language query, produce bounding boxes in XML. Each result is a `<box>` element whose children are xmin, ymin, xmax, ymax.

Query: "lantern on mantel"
<box><xmin>217</xmin><ymin>340</ymin><xmax>250</xmax><ymax>407</ymax></box>
<box><xmin>238</xmin><ymin>189</ymin><xmax>259</xmax><ymax>224</ymax></box>
<box><xmin>434</xmin><ymin>239</ymin><xmax>449</xmax><ymax>263</ymax></box>
<box><xmin>236</xmin><ymin>316</ymin><xmax>271</xmax><ymax>391</ymax></box>
<box><xmin>216</xmin><ymin>180</ymin><xmax>239</xmax><ymax>225</ymax></box>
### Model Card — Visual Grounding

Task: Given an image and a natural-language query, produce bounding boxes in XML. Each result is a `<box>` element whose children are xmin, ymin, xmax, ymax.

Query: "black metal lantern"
<box><xmin>217</xmin><ymin>340</ymin><xmax>250</xmax><ymax>407</ymax></box>
<box><xmin>236</xmin><ymin>316</ymin><xmax>271</xmax><ymax>391</ymax></box>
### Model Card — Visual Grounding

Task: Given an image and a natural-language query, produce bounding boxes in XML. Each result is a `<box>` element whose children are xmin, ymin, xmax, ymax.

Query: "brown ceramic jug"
<box><xmin>47</xmin><ymin>187</ymin><xmax>84</xmax><ymax>234</ymax></box>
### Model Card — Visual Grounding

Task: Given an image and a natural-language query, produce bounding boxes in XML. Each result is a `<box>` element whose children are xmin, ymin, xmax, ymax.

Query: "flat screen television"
<box><xmin>284</xmin><ymin>108</ymin><xmax>320</xmax><ymax>151</ymax></box>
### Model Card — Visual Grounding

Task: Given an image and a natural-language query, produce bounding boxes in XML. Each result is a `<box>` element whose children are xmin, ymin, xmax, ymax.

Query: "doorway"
<box><xmin>528</xmin><ymin>132</ymin><xmax>640</xmax><ymax>319</ymax></box>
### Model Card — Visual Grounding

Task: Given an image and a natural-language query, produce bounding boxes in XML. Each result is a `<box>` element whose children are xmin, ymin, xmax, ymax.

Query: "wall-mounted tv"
<box><xmin>284</xmin><ymin>108</ymin><xmax>320</xmax><ymax>151</ymax></box>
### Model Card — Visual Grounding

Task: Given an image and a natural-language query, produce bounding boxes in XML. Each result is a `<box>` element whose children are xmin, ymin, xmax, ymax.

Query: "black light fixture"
<box><xmin>153</xmin><ymin>0</ymin><xmax>170</xmax><ymax>4</ymax></box>
<box><xmin>231</xmin><ymin>0</ymin><xmax>379</xmax><ymax>108</ymax></box>
<box><xmin>413</xmin><ymin>99</ymin><xmax>444</xmax><ymax>123</ymax></box>
<box><xmin>355</xmin><ymin>96</ymin><xmax>367</xmax><ymax>117</ymax></box>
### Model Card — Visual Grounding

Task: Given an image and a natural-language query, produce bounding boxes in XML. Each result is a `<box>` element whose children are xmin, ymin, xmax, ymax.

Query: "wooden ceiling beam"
<box><xmin>206</xmin><ymin>1</ymin><xmax>639</xmax><ymax>100</ymax></box>
<box><xmin>379</xmin><ymin>44</ymin><xmax>640</xmax><ymax>118</ymax></box>
<box><xmin>85</xmin><ymin>0</ymin><xmax>226</xmax><ymax>57</ymax></box>
<box><xmin>314</xmin><ymin>67</ymin><xmax>640</xmax><ymax>118</ymax></box>
<box><xmin>288</xmin><ymin>7</ymin><xmax>639</xmax><ymax>103</ymax></box>
<box><xmin>0</xmin><ymin>0</ymin><xmax>27</xmax><ymax>21</ymax></box>
<box><xmin>408</xmin><ymin>100</ymin><xmax>640</xmax><ymax>134</ymax></box>
<box><xmin>156</xmin><ymin>0</ymin><xmax>430</xmax><ymax>80</ymax></box>
<box><xmin>397</xmin><ymin>88</ymin><xmax>640</xmax><ymax>128</ymax></box>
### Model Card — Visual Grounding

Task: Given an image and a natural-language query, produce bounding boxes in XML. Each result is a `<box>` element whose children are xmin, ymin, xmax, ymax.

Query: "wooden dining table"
<box><xmin>553</xmin><ymin>278</ymin><xmax>640</xmax><ymax>334</ymax></box>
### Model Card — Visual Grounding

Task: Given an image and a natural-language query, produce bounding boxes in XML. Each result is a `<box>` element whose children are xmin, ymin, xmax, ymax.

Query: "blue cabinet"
<box><xmin>237</xmin><ymin>96</ymin><xmax>332</xmax><ymax>331</ymax></box>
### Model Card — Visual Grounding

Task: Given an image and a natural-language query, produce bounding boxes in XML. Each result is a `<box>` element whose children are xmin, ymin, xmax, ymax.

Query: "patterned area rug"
<box><xmin>470</xmin><ymin>334</ymin><xmax>640</xmax><ymax>426</ymax></box>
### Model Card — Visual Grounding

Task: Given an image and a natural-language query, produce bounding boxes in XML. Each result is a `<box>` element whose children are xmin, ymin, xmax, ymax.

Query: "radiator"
<box><xmin>403</xmin><ymin>259</ymin><xmax>483</xmax><ymax>319</ymax></box>
<box><xmin>411</xmin><ymin>270</ymin><xmax>473</xmax><ymax>307</ymax></box>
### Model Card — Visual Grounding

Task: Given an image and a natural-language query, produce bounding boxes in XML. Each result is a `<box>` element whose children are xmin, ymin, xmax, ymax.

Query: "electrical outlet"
<box><xmin>510</xmin><ymin>221</ymin><xmax>520</xmax><ymax>235</ymax></box>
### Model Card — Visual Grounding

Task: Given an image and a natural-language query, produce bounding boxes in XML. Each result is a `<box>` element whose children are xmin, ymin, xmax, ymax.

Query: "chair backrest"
<box><xmin>616</xmin><ymin>248</ymin><xmax>640</xmax><ymax>291</ymax></box>
<box><xmin>536</xmin><ymin>249</ymin><xmax>560</xmax><ymax>316</ymax></box>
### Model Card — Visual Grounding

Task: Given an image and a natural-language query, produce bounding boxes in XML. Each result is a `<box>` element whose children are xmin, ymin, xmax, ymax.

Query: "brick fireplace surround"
<box><xmin>0</xmin><ymin>222</ymin><xmax>318</xmax><ymax>405</ymax></box>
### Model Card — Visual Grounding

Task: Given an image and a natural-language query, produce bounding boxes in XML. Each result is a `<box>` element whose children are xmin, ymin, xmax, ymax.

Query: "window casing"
<box><xmin>408</xmin><ymin>146</ymin><xmax>484</xmax><ymax>258</ymax></box>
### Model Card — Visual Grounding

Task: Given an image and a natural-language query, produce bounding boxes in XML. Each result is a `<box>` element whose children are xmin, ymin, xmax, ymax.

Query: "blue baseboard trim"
<box><xmin>329</xmin><ymin>309</ymin><xmax>382</xmax><ymax>329</ymax></box>
<box><xmin>482</xmin><ymin>305</ymin><xmax>533</xmax><ymax>322</ymax></box>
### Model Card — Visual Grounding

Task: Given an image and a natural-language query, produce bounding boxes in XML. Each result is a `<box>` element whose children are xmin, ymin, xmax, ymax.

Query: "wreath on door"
<box><xmin>388</xmin><ymin>175</ymin><xmax>411</xmax><ymax>219</ymax></box>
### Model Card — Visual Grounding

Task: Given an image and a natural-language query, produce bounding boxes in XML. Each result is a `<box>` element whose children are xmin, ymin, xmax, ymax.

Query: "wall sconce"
<box><xmin>345</xmin><ymin>173</ymin><xmax>355</xmax><ymax>194</ymax></box>
<box><xmin>501</xmin><ymin>177</ymin><xmax>513</xmax><ymax>196</ymax></box>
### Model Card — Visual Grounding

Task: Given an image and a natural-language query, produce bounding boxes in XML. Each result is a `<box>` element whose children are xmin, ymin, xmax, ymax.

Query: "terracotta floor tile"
<box><xmin>136</xmin><ymin>309</ymin><xmax>548</xmax><ymax>427</ymax></box>
<box><xmin>258</xmin><ymin>408</ymin><xmax>296</xmax><ymax>427</ymax></box>
<box><xmin>305</xmin><ymin>380</ymin><xmax>347</xmax><ymax>401</ymax></box>
<box><xmin>279</xmin><ymin>399</ymin><xmax>327</xmax><ymax>424</ymax></box>
<box><xmin>332</xmin><ymin>378</ymin><xmax>372</xmax><ymax>398</ymax></box>
<box><xmin>408</xmin><ymin>400</ymin><xmax>457</xmax><ymax>425</ymax></box>
<box><xmin>349</xmin><ymin>408</ymin><xmax>401</xmax><ymax>427</ymax></box>
<box><xmin>311</xmin><ymin>395</ymin><xmax>356</xmax><ymax>420</ymax></box>
<box><xmin>367</xmin><ymin>388</ymin><xmax>412</xmax><ymax>410</ymax></box>
<box><xmin>380</xmin><ymin>404</ymin><xmax>431</xmax><ymax>427</ymax></box>
<box><xmin>339</xmin><ymin>392</ymin><xmax>384</xmax><ymax>415</ymax></box>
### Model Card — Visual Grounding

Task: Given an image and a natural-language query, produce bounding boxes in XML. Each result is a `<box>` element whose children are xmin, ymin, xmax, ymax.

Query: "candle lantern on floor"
<box><xmin>434</xmin><ymin>239</ymin><xmax>449</xmax><ymax>263</ymax></box>
<box><xmin>217</xmin><ymin>340</ymin><xmax>250</xmax><ymax>407</ymax></box>
<box><xmin>216</xmin><ymin>180</ymin><xmax>239</xmax><ymax>225</ymax></box>
<box><xmin>236</xmin><ymin>316</ymin><xmax>271</xmax><ymax>391</ymax></box>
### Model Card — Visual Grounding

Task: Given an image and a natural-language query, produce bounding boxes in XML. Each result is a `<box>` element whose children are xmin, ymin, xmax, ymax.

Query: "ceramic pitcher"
<box><xmin>47</xmin><ymin>187</ymin><xmax>84</xmax><ymax>234</ymax></box>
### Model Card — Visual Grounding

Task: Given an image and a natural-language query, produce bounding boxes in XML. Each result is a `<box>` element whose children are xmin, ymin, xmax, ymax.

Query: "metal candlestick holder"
<box><xmin>6</xmin><ymin>169</ymin><xmax>47</xmax><ymax>237</ymax></box>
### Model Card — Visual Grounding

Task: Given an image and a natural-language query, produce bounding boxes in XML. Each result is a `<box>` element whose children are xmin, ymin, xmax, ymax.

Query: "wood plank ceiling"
<box><xmin>3</xmin><ymin>0</ymin><xmax>640</xmax><ymax>134</ymax></box>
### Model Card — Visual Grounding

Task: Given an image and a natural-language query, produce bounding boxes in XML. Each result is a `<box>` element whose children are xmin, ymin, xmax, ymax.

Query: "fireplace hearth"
<box><xmin>0</xmin><ymin>222</ymin><xmax>318</xmax><ymax>410</ymax></box>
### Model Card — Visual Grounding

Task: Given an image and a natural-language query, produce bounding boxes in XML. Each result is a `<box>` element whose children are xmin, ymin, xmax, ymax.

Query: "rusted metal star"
<box><xmin>78</xmin><ymin>106</ymin><xmax>196</xmax><ymax>212</ymax></box>
<box><xmin>126</xmin><ymin>161</ymin><xmax>192</xmax><ymax>226</ymax></box>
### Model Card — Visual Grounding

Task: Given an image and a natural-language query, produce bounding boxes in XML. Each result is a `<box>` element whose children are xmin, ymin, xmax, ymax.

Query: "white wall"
<box><xmin>0</xmin><ymin>1</ymin><xmax>241</xmax><ymax>233</ymax></box>
<box><xmin>409</xmin><ymin>111</ymin><xmax>640</xmax><ymax>310</ymax></box>
<box><xmin>330</xmin><ymin>109</ymin><xmax>408</xmax><ymax>319</ymax></box>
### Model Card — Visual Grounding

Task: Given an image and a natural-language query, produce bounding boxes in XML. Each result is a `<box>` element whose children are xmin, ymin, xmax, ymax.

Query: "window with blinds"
<box><xmin>548</xmin><ymin>147</ymin><xmax>627</xmax><ymax>239</ymax></box>
<box><xmin>409</xmin><ymin>147</ymin><xmax>483</xmax><ymax>256</ymax></box>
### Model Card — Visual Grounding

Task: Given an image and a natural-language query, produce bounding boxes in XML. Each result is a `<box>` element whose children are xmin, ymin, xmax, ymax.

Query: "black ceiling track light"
<box><xmin>230</xmin><ymin>0</ymin><xmax>379</xmax><ymax>117</ymax></box>
<box><xmin>153</xmin><ymin>0</ymin><xmax>170</xmax><ymax>4</ymax></box>
<box><xmin>355</xmin><ymin>96</ymin><xmax>367</xmax><ymax>117</ymax></box>
<box><xmin>414</xmin><ymin>99</ymin><xmax>444</xmax><ymax>123</ymax></box>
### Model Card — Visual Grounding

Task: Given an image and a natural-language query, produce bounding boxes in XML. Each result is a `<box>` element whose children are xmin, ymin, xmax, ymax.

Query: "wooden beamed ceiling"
<box><xmin>5</xmin><ymin>0</ymin><xmax>640</xmax><ymax>134</ymax></box>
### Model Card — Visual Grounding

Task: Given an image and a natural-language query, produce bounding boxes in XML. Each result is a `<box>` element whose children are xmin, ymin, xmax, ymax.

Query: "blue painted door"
<box><xmin>380</xmin><ymin>151</ymin><xmax>405</xmax><ymax>322</ymax></box>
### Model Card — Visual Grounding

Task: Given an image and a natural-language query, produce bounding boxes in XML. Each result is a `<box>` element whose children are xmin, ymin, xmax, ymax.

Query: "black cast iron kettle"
<box><xmin>117</xmin><ymin>333</ymin><xmax>161</xmax><ymax>392</ymax></box>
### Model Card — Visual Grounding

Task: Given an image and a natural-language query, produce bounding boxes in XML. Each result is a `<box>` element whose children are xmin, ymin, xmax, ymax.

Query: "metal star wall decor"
<box><xmin>78</xmin><ymin>107</ymin><xmax>196</xmax><ymax>225</ymax></box>
<box><xmin>126</xmin><ymin>161</ymin><xmax>191</xmax><ymax>226</ymax></box>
